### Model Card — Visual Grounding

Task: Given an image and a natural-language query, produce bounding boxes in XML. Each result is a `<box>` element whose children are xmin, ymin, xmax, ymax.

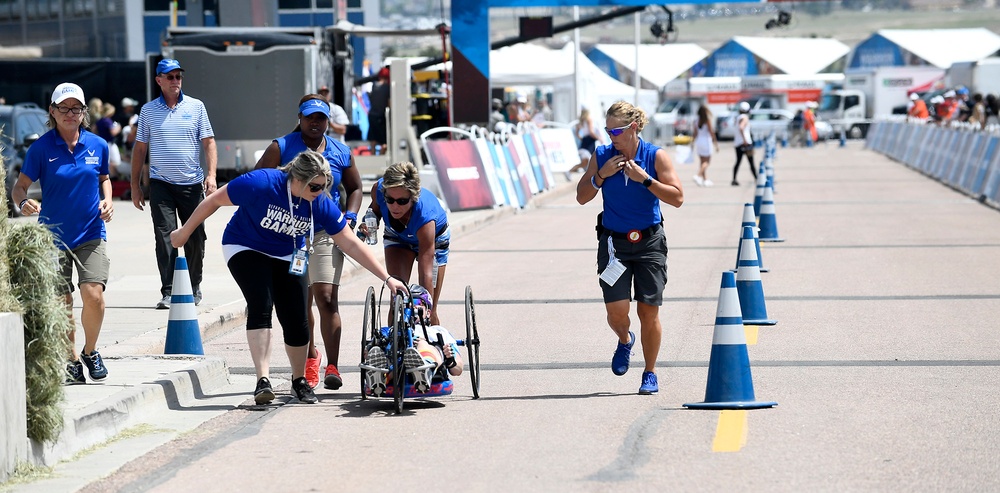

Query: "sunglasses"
<box><xmin>384</xmin><ymin>195</ymin><xmax>411</xmax><ymax>206</ymax></box>
<box><xmin>53</xmin><ymin>105</ymin><xmax>85</xmax><ymax>115</ymax></box>
<box><xmin>605</xmin><ymin>123</ymin><xmax>632</xmax><ymax>137</ymax></box>
<box><xmin>160</xmin><ymin>74</ymin><xmax>184</xmax><ymax>81</ymax></box>
<box><xmin>307</xmin><ymin>182</ymin><xmax>326</xmax><ymax>193</ymax></box>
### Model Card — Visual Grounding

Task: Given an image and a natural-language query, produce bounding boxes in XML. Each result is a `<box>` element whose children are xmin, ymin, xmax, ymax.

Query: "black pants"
<box><xmin>733</xmin><ymin>145</ymin><xmax>758</xmax><ymax>183</ymax></box>
<box><xmin>227</xmin><ymin>250</ymin><xmax>310</xmax><ymax>347</ymax></box>
<box><xmin>150</xmin><ymin>179</ymin><xmax>206</xmax><ymax>297</ymax></box>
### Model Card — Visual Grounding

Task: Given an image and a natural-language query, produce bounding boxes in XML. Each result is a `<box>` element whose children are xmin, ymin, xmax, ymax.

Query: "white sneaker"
<box><xmin>692</xmin><ymin>175</ymin><xmax>704</xmax><ymax>186</ymax></box>
<box><xmin>703</xmin><ymin>179</ymin><xmax>714</xmax><ymax>187</ymax></box>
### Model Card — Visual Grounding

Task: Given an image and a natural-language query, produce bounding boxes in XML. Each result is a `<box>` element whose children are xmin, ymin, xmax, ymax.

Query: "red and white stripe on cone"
<box><xmin>734</xmin><ymin>202</ymin><xmax>768</xmax><ymax>273</ymax></box>
<box><xmin>736</xmin><ymin>226</ymin><xmax>777</xmax><ymax>326</ymax></box>
<box><xmin>164</xmin><ymin>257</ymin><xmax>204</xmax><ymax>355</ymax></box>
<box><xmin>684</xmin><ymin>270</ymin><xmax>776</xmax><ymax>410</ymax></box>
<box><xmin>757</xmin><ymin>184</ymin><xmax>784</xmax><ymax>243</ymax></box>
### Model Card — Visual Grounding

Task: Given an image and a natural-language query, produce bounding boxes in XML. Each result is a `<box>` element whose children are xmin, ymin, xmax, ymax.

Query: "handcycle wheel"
<box><xmin>360</xmin><ymin>286</ymin><xmax>376</xmax><ymax>400</ymax></box>
<box><xmin>465</xmin><ymin>285</ymin><xmax>481</xmax><ymax>399</ymax></box>
<box><xmin>391</xmin><ymin>293</ymin><xmax>407</xmax><ymax>414</ymax></box>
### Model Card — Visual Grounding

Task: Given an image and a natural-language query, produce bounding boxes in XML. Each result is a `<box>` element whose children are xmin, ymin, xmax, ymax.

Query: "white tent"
<box><xmin>491</xmin><ymin>42</ymin><xmax>659</xmax><ymax>123</ymax></box>
<box><xmin>730</xmin><ymin>36</ymin><xmax>850</xmax><ymax>75</ymax></box>
<box><xmin>590</xmin><ymin>43</ymin><xmax>709</xmax><ymax>89</ymax></box>
<box><xmin>870</xmin><ymin>29</ymin><xmax>1000</xmax><ymax>69</ymax></box>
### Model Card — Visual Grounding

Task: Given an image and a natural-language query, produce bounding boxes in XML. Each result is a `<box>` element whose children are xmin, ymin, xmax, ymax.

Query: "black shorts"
<box><xmin>596</xmin><ymin>226</ymin><xmax>668</xmax><ymax>305</ymax></box>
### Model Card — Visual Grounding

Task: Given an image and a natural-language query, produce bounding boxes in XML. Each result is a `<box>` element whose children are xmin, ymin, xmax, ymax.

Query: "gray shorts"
<box><xmin>596</xmin><ymin>226</ymin><xmax>668</xmax><ymax>305</ymax></box>
<box><xmin>307</xmin><ymin>231</ymin><xmax>345</xmax><ymax>286</ymax></box>
<box><xmin>58</xmin><ymin>239</ymin><xmax>110</xmax><ymax>295</ymax></box>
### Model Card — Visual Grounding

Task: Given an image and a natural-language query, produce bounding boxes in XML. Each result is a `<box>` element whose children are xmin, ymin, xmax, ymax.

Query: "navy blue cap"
<box><xmin>156</xmin><ymin>59</ymin><xmax>185</xmax><ymax>75</ymax></box>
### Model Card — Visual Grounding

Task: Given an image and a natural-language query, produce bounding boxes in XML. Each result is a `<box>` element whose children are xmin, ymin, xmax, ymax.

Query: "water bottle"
<box><xmin>362</xmin><ymin>208</ymin><xmax>378</xmax><ymax>245</ymax></box>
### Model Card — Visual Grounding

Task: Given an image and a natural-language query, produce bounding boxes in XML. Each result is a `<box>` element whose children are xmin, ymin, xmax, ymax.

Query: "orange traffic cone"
<box><xmin>684</xmin><ymin>271</ymin><xmax>776</xmax><ymax>410</ymax></box>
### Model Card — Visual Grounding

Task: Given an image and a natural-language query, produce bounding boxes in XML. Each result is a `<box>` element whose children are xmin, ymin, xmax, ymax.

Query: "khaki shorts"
<box><xmin>308</xmin><ymin>230</ymin><xmax>345</xmax><ymax>286</ymax></box>
<box><xmin>58</xmin><ymin>239</ymin><xmax>111</xmax><ymax>295</ymax></box>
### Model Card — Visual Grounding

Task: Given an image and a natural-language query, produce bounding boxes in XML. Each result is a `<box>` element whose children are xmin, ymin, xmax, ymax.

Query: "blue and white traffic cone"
<box><xmin>753</xmin><ymin>172</ymin><xmax>767</xmax><ymax>219</ymax></box>
<box><xmin>736</xmin><ymin>226</ymin><xmax>777</xmax><ymax>326</ymax></box>
<box><xmin>164</xmin><ymin>257</ymin><xmax>204</xmax><ymax>355</ymax></box>
<box><xmin>757</xmin><ymin>184</ymin><xmax>784</xmax><ymax>243</ymax></box>
<box><xmin>780</xmin><ymin>130</ymin><xmax>788</xmax><ymax>148</ymax></box>
<box><xmin>684</xmin><ymin>271</ymin><xmax>777</xmax><ymax>410</ymax></box>
<box><xmin>734</xmin><ymin>203</ymin><xmax>768</xmax><ymax>273</ymax></box>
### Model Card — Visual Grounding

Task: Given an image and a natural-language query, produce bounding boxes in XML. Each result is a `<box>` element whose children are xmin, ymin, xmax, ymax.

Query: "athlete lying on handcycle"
<box><xmin>365</xmin><ymin>284</ymin><xmax>463</xmax><ymax>396</ymax></box>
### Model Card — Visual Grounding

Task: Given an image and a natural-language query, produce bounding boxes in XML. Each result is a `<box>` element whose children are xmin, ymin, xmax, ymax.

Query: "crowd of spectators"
<box><xmin>909</xmin><ymin>86</ymin><xmax>998</xmax><ymax>130</ymax></box>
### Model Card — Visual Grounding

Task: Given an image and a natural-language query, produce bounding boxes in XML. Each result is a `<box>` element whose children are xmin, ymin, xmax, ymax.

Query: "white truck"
<box><xmin>160</xmin><ymin>27</ymin><xmax>334</xmax><ymax>181</ymax></box>
<box><xmin>651</xmin><ymin>76</ymin><xmax>740</xmax><ymax>139</ymax></box>
<box><xmin>817</xmin><ymin>66</ymin><xmax>944</xmax><ymax>139</ymax></box>
<box><xmin>738</xmin><ymin>73</ymin><xmax>845</xmax><ymax>113</ymax></box>
<box><xmin>947</xmin><ymin>57</ymin><xmax>1000</xmax><ymax>97</ymax></box>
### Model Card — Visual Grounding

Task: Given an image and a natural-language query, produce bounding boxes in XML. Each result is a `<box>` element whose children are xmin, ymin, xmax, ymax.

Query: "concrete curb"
<box><xmin>28</xmin><ymin>356</ymin><xmax>231</xmax><ymax>467</ymax></box>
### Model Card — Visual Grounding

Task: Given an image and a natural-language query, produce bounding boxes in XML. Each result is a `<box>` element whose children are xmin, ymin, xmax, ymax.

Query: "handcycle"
<box><xmin>358</xmin><ymin>283</ymin><xmax>481</xmax><ymax>414</ymax></box>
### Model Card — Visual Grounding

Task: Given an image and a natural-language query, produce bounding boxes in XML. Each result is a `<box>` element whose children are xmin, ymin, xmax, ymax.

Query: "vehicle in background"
<box><xmin>652</xmin><ymin>76</ymin><xmax>741</xmax><ymax>142</ymax></box>
<box><xmin>2</xmin><ymin>102</ymin><xmax>48</xmax><ymax>216</ymax></box>
<box><xmin>947</xmin><ymin>57</ymin><xmax>1000</xmax><ymax>98</ymax></box>
<box><xmin>160</xmin><ymin>27</ymin><xmax>334</xmax><ymax>182</ymax></box>
<box><xmin>739</xmin><ymin>74</ymin><xmax>845</xmax><ymax>114</ymax></box>
<box><xmin>716</xmin><ymin>108</ymin><xmax>832</xmax><ymax>142</ymax></box>
<box><xmin>817</xmin><ymin>66</ymin><xmax>945</xmax><ymax>139</ymax></box>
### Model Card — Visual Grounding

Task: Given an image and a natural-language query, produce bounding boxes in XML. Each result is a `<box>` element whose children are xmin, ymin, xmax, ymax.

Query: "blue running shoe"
<box><xmin>638</xmin><ymin>371</ymin><xmax>658</xmax><ymax>395</ymax></box>
<box><xmin>611</xmin><ymin>331</ymin><xmax>635</xmax><ymax>376</ymax></box>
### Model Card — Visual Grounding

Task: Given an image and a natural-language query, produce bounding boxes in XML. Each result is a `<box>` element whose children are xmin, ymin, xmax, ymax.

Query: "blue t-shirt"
<box><xmin>595</xmin><ymin>139</ymin><xmax>662</xmax><ymax>233</ymax></box>
<box><xmin>274</xmin><ymin>132</ymin><xmax>352</xmax><ymax>205</ymax></box>
<box><xmin>21</xmin><ymin>129</ymin><xmax>109</xmax><ymax>250</ymax></box>
<box><xmin>374</xmin><ymin>181</ymin><xmax>448</xmax><ymax>247</ymax></box>
<box><xmin>222</xmin><ymin>168</ymin><xmax>348</xmax><ymax>259</ymax></box>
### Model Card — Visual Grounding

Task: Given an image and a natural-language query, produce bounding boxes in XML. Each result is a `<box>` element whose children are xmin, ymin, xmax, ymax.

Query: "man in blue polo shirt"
<box><xmin>130</xmin><ymin>59</ymin><xmax>217</xmax><ymax>309</ymax></box>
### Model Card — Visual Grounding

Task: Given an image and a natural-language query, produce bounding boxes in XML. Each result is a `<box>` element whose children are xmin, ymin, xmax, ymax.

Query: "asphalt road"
<box><xmin>54</xmin><ymin>141</ymin><xmax>1000</xmax><ymax>491</ymax></box>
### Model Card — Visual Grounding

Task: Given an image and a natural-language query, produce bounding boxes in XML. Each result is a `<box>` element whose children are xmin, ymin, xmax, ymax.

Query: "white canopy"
<box><xmin>875</xmin><ymin>28</ymin><xmax>1000</xmax><ymax>69</ymax></box>
<box><xmin>731</xmin><ymin>36</ymin><xmax>850</xmax><ymax>75</ymax></box>
<box><xmin>491</xmin><ymin>42</ymin><xmax>659</xmax><ymax>123</ymax></box>
<box><xmin>590</xmin><ymin>43</ymin><xmax>709</xmax><ymax>88</ymax></box>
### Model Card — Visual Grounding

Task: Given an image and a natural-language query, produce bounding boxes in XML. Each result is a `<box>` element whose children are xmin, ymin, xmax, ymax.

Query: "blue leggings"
<box><xmin>227</xmin><ymin>250</ymin><xmax>310</xmax><ymax>347</ymax></box>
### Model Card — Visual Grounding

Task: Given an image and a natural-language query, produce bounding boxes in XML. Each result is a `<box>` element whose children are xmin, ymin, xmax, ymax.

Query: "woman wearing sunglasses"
<box><xmin>359</xmin><ymin>161</ymin><xmax>450</xmax><ymax>325</ymax></box>
<box><xmin>254</xmin><ymin>94</ymin><xmax>364</xmax><ymax>391</ymax></box>
<box><xmin>170</xmin><ymin>150</ymin><xmax>405</xmax><ymax>405</ymax></box>
<box><xmin>574</xmin><ymin>100</ymin><xmax>684</xmax><ymax>396</ymax></box>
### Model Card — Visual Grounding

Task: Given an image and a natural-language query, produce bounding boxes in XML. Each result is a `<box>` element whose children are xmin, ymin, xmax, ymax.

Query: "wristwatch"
<box><xmin>642</xmin><ymin>177</ymin><xmax>653</xmax><ymax>188</ymax></box>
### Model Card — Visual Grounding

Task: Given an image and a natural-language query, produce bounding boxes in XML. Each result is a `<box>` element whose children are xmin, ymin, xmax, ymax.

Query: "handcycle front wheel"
<box><xmin>465</xmin><ymin>285</ymin><xmax>481</xmax><ymax>399</ymax></box>
<box><xmin>360</xmin><ymin>286</ymin><xmax>376</xmax><ymax>400</ymax></box>
<box><xmin>392</xmin><ymin>293</ymin><xmax>407</xmax><ymax>414</ymax></box>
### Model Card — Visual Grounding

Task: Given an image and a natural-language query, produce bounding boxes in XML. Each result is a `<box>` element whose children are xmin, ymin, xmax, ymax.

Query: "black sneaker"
<box><xmin>292</xmin><ymin>377</ymin><xmax>318</xmax><ymax>404</ymax></box>
<box><xmin>65</xmin><ymin>360</ymin><xmax>86</xmax><ymax>385</ymax></box>
<box><xmin>254</xmin><ymin>377</ymin><xmax>275</xmax><ymax>405</ymax></box>
<box><xmin>80</xmin><ymin>350</ymin><xmax>108</xmax><ymax>380</ymax></box>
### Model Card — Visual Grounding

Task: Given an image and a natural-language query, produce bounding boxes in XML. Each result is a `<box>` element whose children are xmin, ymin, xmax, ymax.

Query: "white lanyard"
<box><xmin>286</xmin><ymin>179</ymin><xmax>314</xmax><ymax>253</ymax></box>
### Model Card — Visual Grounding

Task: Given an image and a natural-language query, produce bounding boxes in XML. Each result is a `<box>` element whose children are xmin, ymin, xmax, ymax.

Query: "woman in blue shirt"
<box><xmin>574</xmin><ymin>100</ymin><xmax>684</xmax><ymax>396</ymax></box>
<box><xmin>13</xmin><ymin>82</ymin><xmax>114</xmax><ymax>385</ymax></box>
<box><xmin>254</xmin><ymin>94</ymin><xmax>363</xmax><ymax>391</ymax></box>
<box><xmin>171</xmin><ymin>150</ymin><xmax>405</xmax><ymax>405</ymax></box>
<box><xmin>359</xmin><ymin>161</ymin><xmax>450</xmax><ymax>325</ymax></box>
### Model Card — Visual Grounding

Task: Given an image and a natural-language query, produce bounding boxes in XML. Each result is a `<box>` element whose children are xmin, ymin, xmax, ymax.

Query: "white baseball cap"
<box><xmin>739</xmin><ymin>101</ymin><xmax>751</xmax><ymax>112</ymax></box>
<box><xmin>909</xmin><ymin>93</ymin><xmax>919</xmax><ymax>100</ymax></box>
<box><xmin>51</xmin><ymin>82</ymin><xmax>85</xmax><ymax>105</ymax></box>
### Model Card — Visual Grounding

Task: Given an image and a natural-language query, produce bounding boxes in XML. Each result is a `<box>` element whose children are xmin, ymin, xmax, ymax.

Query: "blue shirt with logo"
<box><xmin>21</xmin><ymin>129</ymin><xmax>109</xmax><ymax>250</ymax></box>
<box><xmin>274</xmin><ymin>132</ymin><xmax>352</xmax><ymax>206</ymax></box>
<box><xmin>595</xmin><ymin>139</ymin><xmax>662</xmax><ymax>233</ymax></box>
<box><xmin>223</xmin><ymin>168</ymin><xmax>347</xmax><ymax>259</ymax></box>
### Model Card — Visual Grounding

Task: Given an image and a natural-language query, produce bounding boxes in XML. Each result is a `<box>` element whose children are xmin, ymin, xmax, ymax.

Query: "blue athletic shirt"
<box><xmin>223</xmin><ymin>169</ymin><xmax>348</xmax><ymax>259</ymax></box>
<box><xmin>21</xmin><ymin>128</ymin><xmax>109</xmax><ymax>250</ymax></box>
<box><xmin>274</xmin><ymin>132</ymin><xmax>352</xmax><ymax>206</ymax></box>
<box><xmin>135</xmin><ymin>92</ymin><xmax>214</xmax><ymax>185</ymax></box>
<box><xmin>595</xmin><ymin>139</ymin><xmax>662</xmax><ymax>233</ymax></box>
<box><xmin>374</xmin><ymin>181</ymin><xmax>448</xmax><ymax>247</ymax></box>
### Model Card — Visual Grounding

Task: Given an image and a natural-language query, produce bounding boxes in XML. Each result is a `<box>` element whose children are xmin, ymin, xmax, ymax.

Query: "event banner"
<box><xmin>473</xmin><ymin>137</ymin><xmax>506</xmax><ymax>207</ymax></box>
<box><xmin>502</xmin><ymin>139</ymin><xmax>531</xmax><ymax>207</ymax></box>
<box><xmin>538</xmin><ymin>128</ymin><xmax>579</xmax><ymax>174</ymax></box>
<box><xmin>508</xmin><ymin>136</ymin><xmax>539</xmax><ymax>195</ymax></box>
<box><xmin>424</xmin><ymin>139</ymin><xmax>496</xmax><ymax>211</ymax></box>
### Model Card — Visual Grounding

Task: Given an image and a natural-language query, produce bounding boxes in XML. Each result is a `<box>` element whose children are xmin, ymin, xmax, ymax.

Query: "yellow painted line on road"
<box><xmin>744</xmin><ymin>325</ymin><xmax>759</xmax><ymax>345</ymax></box>
<box><xmin>712</xmin><ymin>410</ymin><xmax>748</xmax><ymax>452</ymax></box>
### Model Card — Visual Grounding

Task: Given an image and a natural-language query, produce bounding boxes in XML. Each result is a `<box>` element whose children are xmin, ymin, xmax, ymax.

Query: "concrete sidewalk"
<box><xmin>6</xmin><ymin>173</ymin><xmax>579</xmax><ymax>482</ymax></box>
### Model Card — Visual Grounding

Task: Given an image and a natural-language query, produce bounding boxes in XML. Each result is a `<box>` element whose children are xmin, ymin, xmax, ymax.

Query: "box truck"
<box><xmin>817</xmin><ymin>66</ymin><xmax>944</xmax><ymax>139</ymax></box>
<box><xmin>159</xmin><ymin>27</ymin><xmax>334</xmax><ymax>181</ymax></box>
